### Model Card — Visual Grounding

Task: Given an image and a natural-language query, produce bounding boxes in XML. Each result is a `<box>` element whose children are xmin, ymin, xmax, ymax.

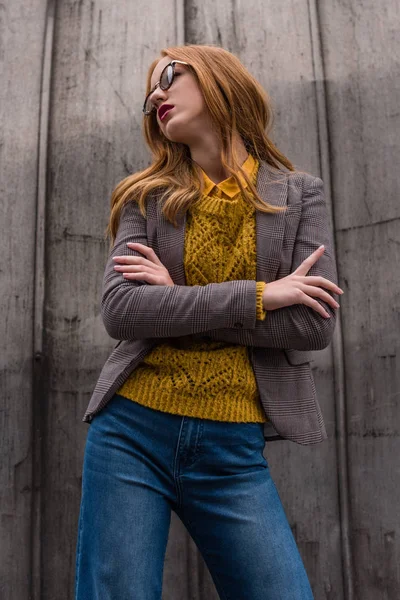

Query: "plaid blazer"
<box><xmin>83</xmin><ymin>161</ymin><xmax>338</xmax><ymax>445</ymax></box>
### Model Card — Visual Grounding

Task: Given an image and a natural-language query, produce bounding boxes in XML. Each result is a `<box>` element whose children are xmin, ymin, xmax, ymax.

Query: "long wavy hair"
<box><xmin>106</xmin><ymin>44</ymin><xmax>295</xmax><ymax>245</ymax></box>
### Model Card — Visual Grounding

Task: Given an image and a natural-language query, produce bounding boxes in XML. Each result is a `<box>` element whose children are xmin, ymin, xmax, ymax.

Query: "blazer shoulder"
<box><xmin>288</xmin><ymin>170</ymin><xmax>323</xmax><ymax>189</ymax></box>
<box><xmin>283</xmin><ymin>170</ymin><xmax>323</xmax><ymax>201</ymax></box>
<box><xmin>261</xmin><ymin>162</ymin><xmax>322</xmax><ymax>189</ymax></box>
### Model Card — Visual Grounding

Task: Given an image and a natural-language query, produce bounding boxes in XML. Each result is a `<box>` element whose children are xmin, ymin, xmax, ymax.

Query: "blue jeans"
<box><xmin>75</xmin><ymin>394</ymin><xmax>314</xmax><ymax>600</ymax></box>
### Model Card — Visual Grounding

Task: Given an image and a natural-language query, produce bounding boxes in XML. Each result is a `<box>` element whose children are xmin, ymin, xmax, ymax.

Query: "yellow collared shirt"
<box><xmin>201</xmin><ymin>152</ymin><xmax>258</xmax><ymax>199</ymax></box>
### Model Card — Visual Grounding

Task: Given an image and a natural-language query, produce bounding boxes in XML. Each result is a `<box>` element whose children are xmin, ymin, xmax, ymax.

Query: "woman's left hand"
<box><xmin>112</xmin><ymin>242</ymin><xmax>175</xmax><ymax>286</ymax></box>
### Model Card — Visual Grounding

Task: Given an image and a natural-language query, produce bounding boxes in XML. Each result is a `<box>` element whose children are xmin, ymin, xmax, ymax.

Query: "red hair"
<box><xmin>106</xmin><ymin>45</ymin><xmax>293</xmax><ymax>245</ymax></box>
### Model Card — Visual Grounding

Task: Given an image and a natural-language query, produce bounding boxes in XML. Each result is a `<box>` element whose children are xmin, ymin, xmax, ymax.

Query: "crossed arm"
<box><xmin>101</xmin><ymin>176</ymin><xmax>338</xmax><ymax>351</ymax></box>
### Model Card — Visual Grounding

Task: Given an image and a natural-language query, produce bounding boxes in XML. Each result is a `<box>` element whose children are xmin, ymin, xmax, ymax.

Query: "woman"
<box><xmin>75</xmin><ymin>45</ymin><xmax>342</xmax><ymax>599</ymax></box>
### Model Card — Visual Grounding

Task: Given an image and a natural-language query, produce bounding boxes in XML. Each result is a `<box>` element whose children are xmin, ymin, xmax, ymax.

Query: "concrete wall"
<box><xmin>1</xmin><ymin>1</ymin><xmax>399</xmax><ymax>598</ymax></box>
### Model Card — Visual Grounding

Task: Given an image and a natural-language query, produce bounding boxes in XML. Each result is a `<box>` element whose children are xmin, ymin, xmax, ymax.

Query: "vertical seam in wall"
<box><xmin>307</xmin><ymin>1</ymin><xmax>355</xmax><ymax>599</ymax></box>
<box><xmin>175</xmin><ymin>0</ymin><xmax>185</xmax><ymax>45</ymax></box>
<box><xmin>31</xmin><ymin>1</ymin><xmax>56</xmax><ymax>598</ymax></box>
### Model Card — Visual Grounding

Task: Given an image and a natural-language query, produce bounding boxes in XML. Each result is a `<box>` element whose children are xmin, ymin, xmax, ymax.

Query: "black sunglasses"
<box><xmin>143</xmin><ymin>60</ymin><xmax>189</xmax><ymax>116</ymax></box>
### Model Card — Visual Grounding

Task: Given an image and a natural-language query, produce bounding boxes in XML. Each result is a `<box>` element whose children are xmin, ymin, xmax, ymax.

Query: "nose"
<box><xmin>150</xmin><ymin>85</ymin><xmax>169</xmax><ymax>110</ymax></box>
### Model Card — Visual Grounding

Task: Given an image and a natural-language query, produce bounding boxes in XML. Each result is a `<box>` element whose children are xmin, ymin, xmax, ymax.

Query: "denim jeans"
<box><xmin>75</xmin><ymin>393</ymin><xmax>314</xmax><ymax>600</ymax></box>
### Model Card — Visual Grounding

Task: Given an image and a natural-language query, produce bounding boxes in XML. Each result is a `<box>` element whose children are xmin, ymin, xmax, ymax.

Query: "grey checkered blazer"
<box><xmin>83</xmin><ymin>161</ymin><xmax>338</xmax><ymax>445</ymax></box>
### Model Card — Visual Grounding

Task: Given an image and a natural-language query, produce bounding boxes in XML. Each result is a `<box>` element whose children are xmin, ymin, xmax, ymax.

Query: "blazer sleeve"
<box><xmin>191</xmin><ymin>176</ymin><xmax>339</xmax><ymax>350</ymax></box>
<box><xmin>100</xmin><ymin>199</ymin><xmax>260</xmax><ymax>340</ymax></box>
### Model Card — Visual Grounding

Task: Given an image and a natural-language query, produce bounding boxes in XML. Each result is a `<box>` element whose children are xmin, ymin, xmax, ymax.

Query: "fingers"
<box><xmin>298</xmin><ymin>291</ymin><xmax>332</xmax><ymax>318</ymax></box>
<box><xmin>116</xmin><ymin>264</ymin><xmax>162</xmax><ymax>283</ymax></box>
<box><xmin>298</xmin><ymin>283</ymin><xmax>340</xmax><ymax>310</ymax></box>
<box><xmin>113</xmin><ymin>256</ymin><xmax>158</xmax><ymax>267</ymax></box>
<box><xmin>302</xmin><ymin>275</ymin><xmax>343</xmax><ymax>295</ymax></box>
<box><xmin>114</xmin><ymin>264</ymin><xmax>164</xmax><ymax>281</ymax></box>
<box><xmin>126</xmin><ymin>242</ymin><xmax>163</xmax><ymax>265</ymax></box>
<box><xmin>293</xmin><ymin>245</ymin><xmax>325</xmax><ymax>276</ymax></box>
<box><xmin>113</xmin><ymin>243</ymin><xmax>163</xmax><ymax>268</ymax></box>
<box><xmin>114</xmin><ymin>264</ymin><xmax>155</xmax><ymax>274</ymax></box>
<box><xmin>121</xmin><ymin>271</ymin><xmax>163</xmax><ymax>284</ymax></box>
<box><xmin>113</xmin><ymin>262</ymin><xmax>173</xmax><ymax>285</ymax></box>
<box><xmin>112</xmin><ymin>244</ymin><xmax>174</xmax><ymax>285</ymax></box>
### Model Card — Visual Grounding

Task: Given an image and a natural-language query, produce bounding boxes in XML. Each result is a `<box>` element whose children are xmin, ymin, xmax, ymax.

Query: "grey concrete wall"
<box><xmin>1</xmin><ymin>1</ymin><xmax>399</xmax><ymax>598</ymax></box>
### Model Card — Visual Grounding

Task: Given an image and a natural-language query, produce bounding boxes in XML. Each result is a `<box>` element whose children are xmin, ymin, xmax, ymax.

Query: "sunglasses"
<box><xmin>143</xmin><ymin>60</ymin><xmax>189</xmax><ymax>116</ymax></box>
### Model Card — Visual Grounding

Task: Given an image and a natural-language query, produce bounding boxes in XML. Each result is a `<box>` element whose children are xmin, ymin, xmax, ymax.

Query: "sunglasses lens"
<box><xmin>144</xmin><ymin>95</ymin><xmax>154</xmax><ymax>114</ymax></box>
<box><xmin>143</xmin><ymin>63</ymin><xmax>179</xmax><ymax>114</ymax></box>
<box><xmin>160</xmin><ymin>64</ymin><xmax>174</xmax><ymax>90</ymax></box>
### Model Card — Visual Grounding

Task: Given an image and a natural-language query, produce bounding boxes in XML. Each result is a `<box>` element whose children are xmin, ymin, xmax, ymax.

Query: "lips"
<box><xmin>158</xmin><ymin>104</ymin><xmax>174</xmax><ymax>121</ymax></box>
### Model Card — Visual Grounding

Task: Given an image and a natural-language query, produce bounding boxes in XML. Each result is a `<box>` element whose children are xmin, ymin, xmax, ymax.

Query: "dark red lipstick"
<box><xmin>158</xmin><ymin>104</ymin><xmax>174</xmax><ymax>121</ymax></box>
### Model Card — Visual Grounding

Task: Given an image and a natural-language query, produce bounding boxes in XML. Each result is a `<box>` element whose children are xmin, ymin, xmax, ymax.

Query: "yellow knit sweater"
<box><xmin>117</xmin><ymin>154</ymin><xmax>268</xmax><ymax>423</ymax></box>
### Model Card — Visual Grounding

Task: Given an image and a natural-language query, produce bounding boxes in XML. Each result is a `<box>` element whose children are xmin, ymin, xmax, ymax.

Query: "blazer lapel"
<box><xmin>156</xmin><ymin>160</ymin><xmax>288</xmax><ymax>285</ymax></box>
<box><xmin>156</xmin><ymin>204</ymin><xmax>187</xmax><ymax>285</ymax></box>
<box><xmin>255</xmin><ymin>161</ymin><xmax>288</xmax><ymax>283</ymax></box>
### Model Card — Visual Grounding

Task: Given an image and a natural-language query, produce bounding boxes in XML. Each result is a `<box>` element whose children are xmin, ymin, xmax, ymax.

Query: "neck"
<box><xmin>188</xmin><ymin>132</ymin><xmax>248</xmax><ymax>184</ymax></box>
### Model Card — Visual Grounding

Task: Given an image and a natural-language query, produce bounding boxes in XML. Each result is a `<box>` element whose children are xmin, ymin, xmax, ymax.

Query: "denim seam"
<box><xmin>173</xmin><ymin>417</ymin><xmax>186</xmax><ymax>509</ymax></box>
<box><xmin>185</xmin><ymin>419</ymin><xmax>204</xmax><ymax>468</ymax></box>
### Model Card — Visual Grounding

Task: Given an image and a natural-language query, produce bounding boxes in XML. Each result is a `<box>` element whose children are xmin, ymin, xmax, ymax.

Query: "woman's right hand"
<box><xmin>262</xmin><ymin>245</ymin><xmax>343</xmax><ymax>318</ymax></box>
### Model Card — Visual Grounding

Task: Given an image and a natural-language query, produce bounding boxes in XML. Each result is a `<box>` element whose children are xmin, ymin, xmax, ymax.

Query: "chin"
<box><xmin>162</xmin><ymin>115</ymin><xmax>200</xmax><ymax>145</ymax></box>
<box><xmin>162</xmin><ymin>127</ymin><xmax>190</xmax><ymax>145</ymax></box>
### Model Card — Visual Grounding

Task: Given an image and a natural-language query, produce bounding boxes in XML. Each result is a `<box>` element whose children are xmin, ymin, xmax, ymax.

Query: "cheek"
<box><xmin>194</xmin><ymin>96</ymin><xmax>207</xmax><ymax>117</ymax></box>
<box><xmin>160</xmin><ymin>85</ymin><xmax>209</xmax><ymax>141</ymax></box>
<box><xmin>183</xmin><ymin>82</ymin><xmax>207</xmax><ymax>116</ymax></box>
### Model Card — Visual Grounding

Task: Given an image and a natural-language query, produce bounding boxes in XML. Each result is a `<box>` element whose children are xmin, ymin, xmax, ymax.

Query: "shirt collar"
<box><xmin>201</xmin><ymin>154</ymin><xmax>257</xmax><ymax>198</ymax></box>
